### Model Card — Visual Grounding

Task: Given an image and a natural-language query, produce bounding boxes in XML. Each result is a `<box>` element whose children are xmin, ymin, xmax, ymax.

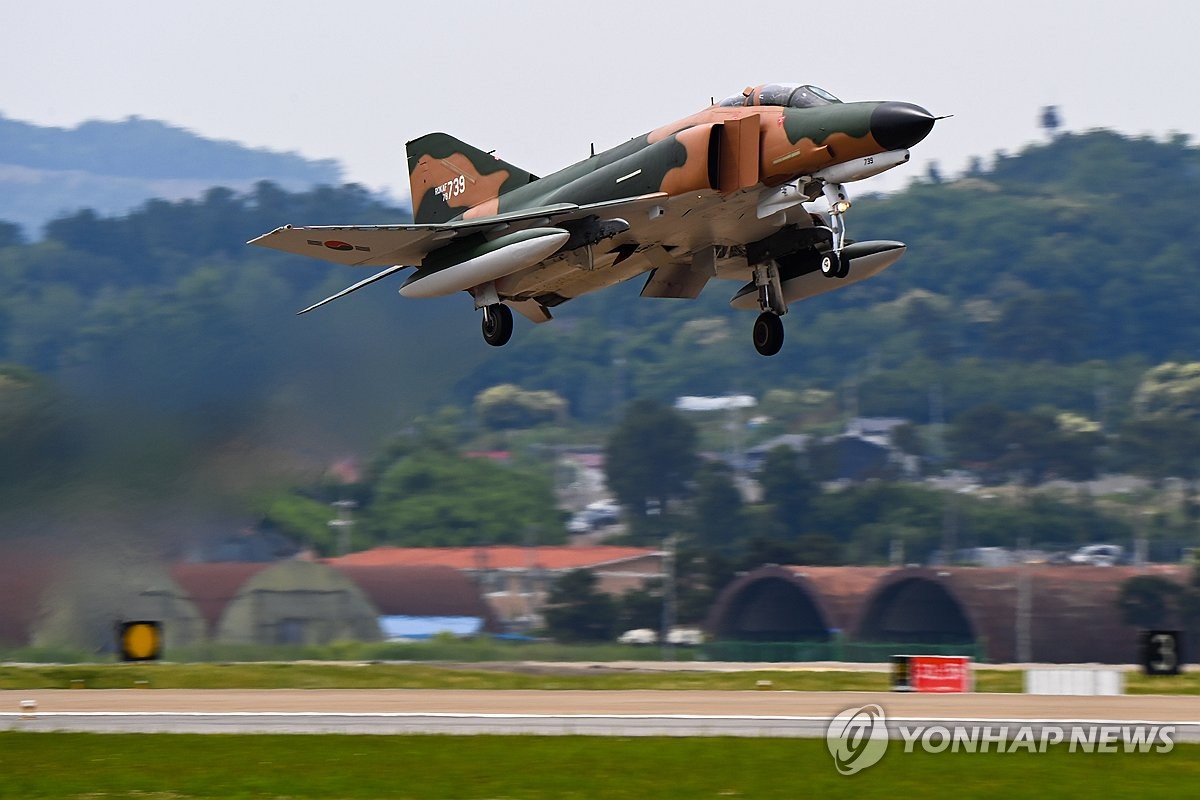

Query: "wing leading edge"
<box><xmin>248</xmin><ymin>194</ymin><xmax>667</xmax><ymax>313</ymax></box>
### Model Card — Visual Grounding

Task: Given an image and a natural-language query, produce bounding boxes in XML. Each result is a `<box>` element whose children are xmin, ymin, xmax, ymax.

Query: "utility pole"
<box><xmin>660</xmin><ymin>533</ymin><xmax>676</xmax><ymax>661</ymax></box>
<box><xmin>1015</xmin><ymin>536</ymin><xmax>1032</xmax><ymax>662</ymax></box>
<box><xmin>329</xmin><ymin>500</ymin><xmax>357</xmax><ymax>556</ymax></box>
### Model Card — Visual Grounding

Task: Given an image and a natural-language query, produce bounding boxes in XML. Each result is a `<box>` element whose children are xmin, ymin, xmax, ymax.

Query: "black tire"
<box><xmin>837</xmin><ymin>251</ymin><xmax>851</xmax><ymax>278</ymax></box>
<box><xmin>481</xmin><ymin>303</ymin><xmax>514</xmax><ymax>347</ymax></box>
<box><xmin>752</xmin><ymin>312</ymin><xmax>784</xmax><ymax>356</ymax></box>
<box><xmin>820</xmin><ymin>251</ymin><xmax>842</xmax><ymax>278</ymax></box>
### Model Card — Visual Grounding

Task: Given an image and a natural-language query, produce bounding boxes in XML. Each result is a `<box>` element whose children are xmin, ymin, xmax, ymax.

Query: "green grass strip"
<box><xmin>2</xmin><ymin>662</ymin><xmax>1199</xmax><ymax>693</ymax></box>
<box><xmin>0</xmin><ymin>732</ymin><xmax>1196</xmax><ymax>799</ymax></box>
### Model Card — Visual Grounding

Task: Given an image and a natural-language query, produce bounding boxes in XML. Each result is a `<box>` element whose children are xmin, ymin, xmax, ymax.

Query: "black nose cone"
<box><xmin>870</xmin><ymin>102</ymin><xmax>936</xmax><ymax>150</ymax></box>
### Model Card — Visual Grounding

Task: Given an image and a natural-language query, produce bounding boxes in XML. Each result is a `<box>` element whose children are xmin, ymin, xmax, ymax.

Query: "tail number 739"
<box><xmin>435</xmin><ymin>175</ymin><xmax>467</xmax><ymax>202</ymax></box>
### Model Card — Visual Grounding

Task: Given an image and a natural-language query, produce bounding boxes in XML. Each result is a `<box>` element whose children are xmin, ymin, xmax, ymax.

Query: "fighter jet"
<box><xmin>249</xmin><ymin>83</ymin><xmax>936</xmax><ymax>356</ymax></box>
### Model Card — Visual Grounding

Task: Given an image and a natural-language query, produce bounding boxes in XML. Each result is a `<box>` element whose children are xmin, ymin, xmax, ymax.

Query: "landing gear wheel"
<box><xmin>481</xmin><ymin>303</ymin><xmax>514</xmax><ymax>347</ymax></box>
<box><xmin>752</xmin><ymin>312</ymin><xmax>785</xmax><ymax>357</ymax></box>
<box><xmin>820</xmin><ymin>251</ymin><xmax>843</xmax><ymax>278</ymax></box>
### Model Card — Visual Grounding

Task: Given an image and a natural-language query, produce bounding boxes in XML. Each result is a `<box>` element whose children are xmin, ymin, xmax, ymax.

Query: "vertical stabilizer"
<box><xmin>406</xmin><ymin>133</ymin><xmax>537</xmax><ymax>224</ymax></box>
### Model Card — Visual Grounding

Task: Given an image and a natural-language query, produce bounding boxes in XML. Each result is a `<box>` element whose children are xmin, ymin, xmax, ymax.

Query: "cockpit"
<box><xmin>717</xmin><ymin>83</ymin><xmax>842</xmax><ymax>109</ymax></box>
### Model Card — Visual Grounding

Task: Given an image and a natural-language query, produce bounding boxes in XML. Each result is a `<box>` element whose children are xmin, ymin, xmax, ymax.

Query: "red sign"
<box><xmin>893</xmin><ymin>655</ymin><xmax>972</xmax><ymax>693</ymax></box>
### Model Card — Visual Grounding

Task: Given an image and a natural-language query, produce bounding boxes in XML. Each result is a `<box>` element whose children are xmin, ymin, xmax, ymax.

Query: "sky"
<box><xmin>4</xmin><ymin>0</ymin><xmax>1199</xmax><ymax>203</ymax></box>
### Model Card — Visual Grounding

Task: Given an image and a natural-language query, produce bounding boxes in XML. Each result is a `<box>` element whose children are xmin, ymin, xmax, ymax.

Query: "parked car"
<box><xmin>618</xmin><ymin>628</ymin><xmax>658</xmax><ymax>645</ymax></box>
<box><xmin>666</xmin><ymin>628</ymin><xmax>705</xmax><ymax>646</ymax></box>
<box><xmin>567</xmin><ymin>501</ymin><xmax>621</xmax><ymax>533</ymax></box>
<box><xmin>1068</xmin><ymin>544</ymin><xmax>1124</xmax><ymax>566</ymax></box>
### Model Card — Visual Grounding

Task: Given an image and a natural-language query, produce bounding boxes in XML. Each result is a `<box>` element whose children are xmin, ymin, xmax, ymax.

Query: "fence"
<box><xmin>701</xmin><ymin>637</ymin><xmax>986</xmax><ymax>663</ymax></box>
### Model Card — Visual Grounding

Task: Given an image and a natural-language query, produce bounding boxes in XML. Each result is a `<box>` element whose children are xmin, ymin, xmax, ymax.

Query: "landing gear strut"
<box><xmin>481</xmin><ymin>303</ymin><xmax>513</xmax><ymax>347</ymax></box>
<box><xmin>751</xmin><ymin>262</ymin><xmax>787</xmax><ymax>356</ymax></box>
<box><xmin>822</xmin><ymin>182</ymin><xmax>852</xmax><ymax>278</ymax></box>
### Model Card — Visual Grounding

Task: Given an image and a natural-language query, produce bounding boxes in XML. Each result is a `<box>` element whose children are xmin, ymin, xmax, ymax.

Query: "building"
<box><xmin>329</xmin><ymin>564</ymin><xmax>500</xmax><ymax>639</ymax></box>
<box><xmin>328</xmin><ymin>545</ymin><xmax>664</xmax><ymax>630</ymax></box>
<box><xmin>171</xmin><ymin>560</ymin><xmax>379</xmax><ymax>645</ymax></box>
<box><xmin>0</xmin><ymin>538</ymin><xmax>204</xmax><ymax>653</ymax></box>
<box><xmin>707</xmin><ymin>564</ymin><xmax>1190</xmax><ymax>663</ymax></box>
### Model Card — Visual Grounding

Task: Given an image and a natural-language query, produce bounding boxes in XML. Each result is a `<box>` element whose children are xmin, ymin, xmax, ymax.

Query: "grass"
<box><xmin>0</xmin><ymin>732</ymin><xmax>1195</xmax><ymax>799</ymax></box>
<box><xmin>0</xmin><ymin>638</ymin><xmax>704</xmax><ymax>665</ymax></box>
<box><xmin>2</xmin><ymin>662</ymin><xmax>1199</xmax><ymax>693</ymax></box>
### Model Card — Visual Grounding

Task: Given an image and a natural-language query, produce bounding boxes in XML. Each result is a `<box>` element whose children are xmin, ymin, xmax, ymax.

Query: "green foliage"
<box><xmin>948</xmin><ymin>405</ymin><xmax>1103</xmax><ymax>484</ymax></box>
<box><xmin>0</xmin><ymin>363</ymin><xmax>78</xmax><ymax>500</ymax></box>
<box><xmin>757</xmin><ymin>444</ymin><xmax>819</xmax><ymax>533</ymax></box>
<box><xmin>617</xmin><ymin>579</ymin><xmax>665</xmax><ymax>631</ymax></box>
<box><xmin>256</xmin><ymin>491</ymin><xmax>341</xmax><ymax>555</ymax></box>
<box><xmin>1117</xmin><ymin>575</ymin><xmax>1184</xmax><ymax>628</ymax></box>
<box><xmin>5</xmin><ymin>128</ymin><xmax>1200</xmax><ymax>549</ymax></box>
<box><xmin>688</xmin><ymin>461</ymin><xmax>745</xmax><ymax>549</ymax></box>
<box><xmin>474</xmin><ymin>383</ymin><xmax>568</xmax><ymax>430</ymax></box>
<box><xmin>1116</xmin><ymin>416</ymin><xmax>1200</xmax><ymax>481</ymax></box>
<box><xmin>365</xmin><ymin>446</ymin><xmax>565</xmax><ymax>546</ymax></box>
<box><xmin>604</xmin><ymin>399</ymin><xmax>698</xmax><ymax>540</ymax></box>
<box><xmin>1134</xmin><ymin>362</ymin><xmax>1200</xmax><ymax>420</ymax></box>
<box><xmin>542</xmin><ymin>569</ymin><xmax>618</xmax><ymax>642</ymax></box>
<box><xmin>0</xmin><ymin>220</ymin><xmax>23</xmax><ymax>248</ymax></box>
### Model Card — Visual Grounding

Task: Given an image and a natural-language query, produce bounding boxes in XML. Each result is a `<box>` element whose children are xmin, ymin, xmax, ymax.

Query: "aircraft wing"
<box><xmin>249</xmin><ymin>194</ymin><xmax>669</xmax><ymax>314</ymax></box>
<box><xmin>247</xmin><ymin>195</ymin><xmax>667</xmax><ymax>269</ymax></box>
<box><xmin>247</xmin><ymin>224</ymin><xmax>457</xmax><ymax>268</ymax></box>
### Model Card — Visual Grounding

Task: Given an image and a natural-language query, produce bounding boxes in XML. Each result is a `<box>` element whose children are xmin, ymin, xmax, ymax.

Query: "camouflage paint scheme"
<box><xmin>249</xmin><ymin>83</ymin><xmax>936</xmax><ymax>354</ymax></box>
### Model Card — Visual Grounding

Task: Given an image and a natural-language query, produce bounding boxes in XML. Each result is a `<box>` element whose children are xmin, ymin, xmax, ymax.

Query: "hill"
<box><xmin>0</xmin><ymin>129</ymin><xmax>1198</xmax><ymax>520</ymax></box>
<box><xmin>0</xmin><ymin>113</ymin><xmax>343</xmax><ymax>235</ymax></box>
<box><xmin>461</xmin><ymin>129</ymin><xmax>1200</xmax><ymax>423</ymax></box>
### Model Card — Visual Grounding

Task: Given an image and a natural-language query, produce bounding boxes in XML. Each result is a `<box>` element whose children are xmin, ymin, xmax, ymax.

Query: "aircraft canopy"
<box><xmin>718</xmin><ymin>83</ymin><xmax>842</xmax><ymax>109</ymax></box>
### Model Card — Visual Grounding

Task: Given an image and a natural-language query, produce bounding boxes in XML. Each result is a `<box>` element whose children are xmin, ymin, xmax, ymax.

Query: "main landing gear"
<box><xmin>753</xmin><ymin>312</ymin><xmax>784</xmax><ymax>357</ymax></box>
<box><xmin>751</xmin><ymin>262</ymin><xmax>787</xmax><ymax>357</ymax></box>
<box><xmin>481</xmin><ymin>303</ymin><xmax>513</xmax><ymax>347</ymax></box>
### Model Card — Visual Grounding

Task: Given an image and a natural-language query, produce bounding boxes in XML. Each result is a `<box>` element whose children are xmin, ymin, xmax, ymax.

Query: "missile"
<box><xmin>812</xmin><ymin>149</ymin><xmax>911</xmax><ymax>184</ymax></box>
<box><xmin>757</xmin><ymin>150</ymin><xmax>911</xmax><ymax>220</ymax></box>
<box><xmin>729</xmin><ymin>240</ymin><xmax>907</xmax><ymax>310</ymax></box>
<box><xmin>399</xmin><ymin>227</ymin><xmax>569</xmax><ymax>298</ymax></box>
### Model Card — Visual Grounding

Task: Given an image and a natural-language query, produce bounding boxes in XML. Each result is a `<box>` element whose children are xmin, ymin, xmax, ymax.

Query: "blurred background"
<box><xmin>1</xmin><ymin>0</ymin><xmax>1199</xmax><ymax>662</ymax></box>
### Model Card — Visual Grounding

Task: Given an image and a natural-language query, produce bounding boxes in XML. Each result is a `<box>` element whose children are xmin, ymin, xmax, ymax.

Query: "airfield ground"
<box><xmin>2</xmin><ymin>663</ymin><xmax>1199</xmax><ymax>797</ymax></box>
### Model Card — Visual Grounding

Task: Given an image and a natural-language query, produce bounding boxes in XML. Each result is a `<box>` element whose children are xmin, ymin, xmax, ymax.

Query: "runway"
<box><xmin>4</xmin><ymin>689</ymin><xmax>1200</xmax><ymax>739</ymax></box>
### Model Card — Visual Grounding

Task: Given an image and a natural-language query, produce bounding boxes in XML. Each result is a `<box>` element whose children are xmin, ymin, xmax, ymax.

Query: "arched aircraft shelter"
<box><xmin>855</xmin><ymin>570</ymin><xmax>976</xmax><ymax>644</ymax></box>
<box><xmin>708</xmin><ymin>566</ymin><xmax>833</xmax><ymax>641</ymax></box>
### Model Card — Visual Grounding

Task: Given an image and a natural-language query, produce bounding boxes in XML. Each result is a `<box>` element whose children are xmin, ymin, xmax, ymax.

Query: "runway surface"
<box><xmin>4</xmin><ymin>689</ymin><xmax>1200</xmax><ymax>738</ymax></box>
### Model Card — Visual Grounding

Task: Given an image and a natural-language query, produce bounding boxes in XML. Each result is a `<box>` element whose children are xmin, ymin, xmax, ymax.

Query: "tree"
<box><xmin>617</xmin><ymin>579</ymin><xmax>664</xmax><ymax>631</ymax></box>
<box><xmin>542</xmin><ymin>569</ymin><xmax>617</xmax><ymax>642</ymax></box>
<box><xmin>689</xmin><ymin>461</ymin><xmax>744</xmax><ymax>549</ymax></box>
<box><xmin>365</xmin><ymin>447</ymin><xmax>565</xmax><ymax>546</ymax></box>
<box><xmin>604</xmin><ymin>399</ymin><xmax>698</xmax><ymax>540</ymax></box>
<box><xmin>1117</xmin><ymin>575</ymin><xmax>1183</xmax><ymax>629</ymax></box>
<box><xmin>674</xmin><ymin>549</ymin><xmax>736</xmax><ymax>625</ymax></box>
<box><xmin>757</xmin><ymin>445</ymin><xmax>819</xmax><ymax>534</ymax></box>
<box><xmin>474</xmin><ymin>384</ymin><xmax>567</xmax><ymax>430</ymax></box>
<box><xmin>0</xmin><ymin>221</ymin><xmax>24</xmax><ymax>249</ymax></box>
<box><xmin>1133</xmin><ymin>363</ymin><xmax>1200</xmax><ymax>420</ymax></box>
<box><xmin>0</xmin><ymin>364</ymin><xmax>78</xmax><ymax>501</ymax></box>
